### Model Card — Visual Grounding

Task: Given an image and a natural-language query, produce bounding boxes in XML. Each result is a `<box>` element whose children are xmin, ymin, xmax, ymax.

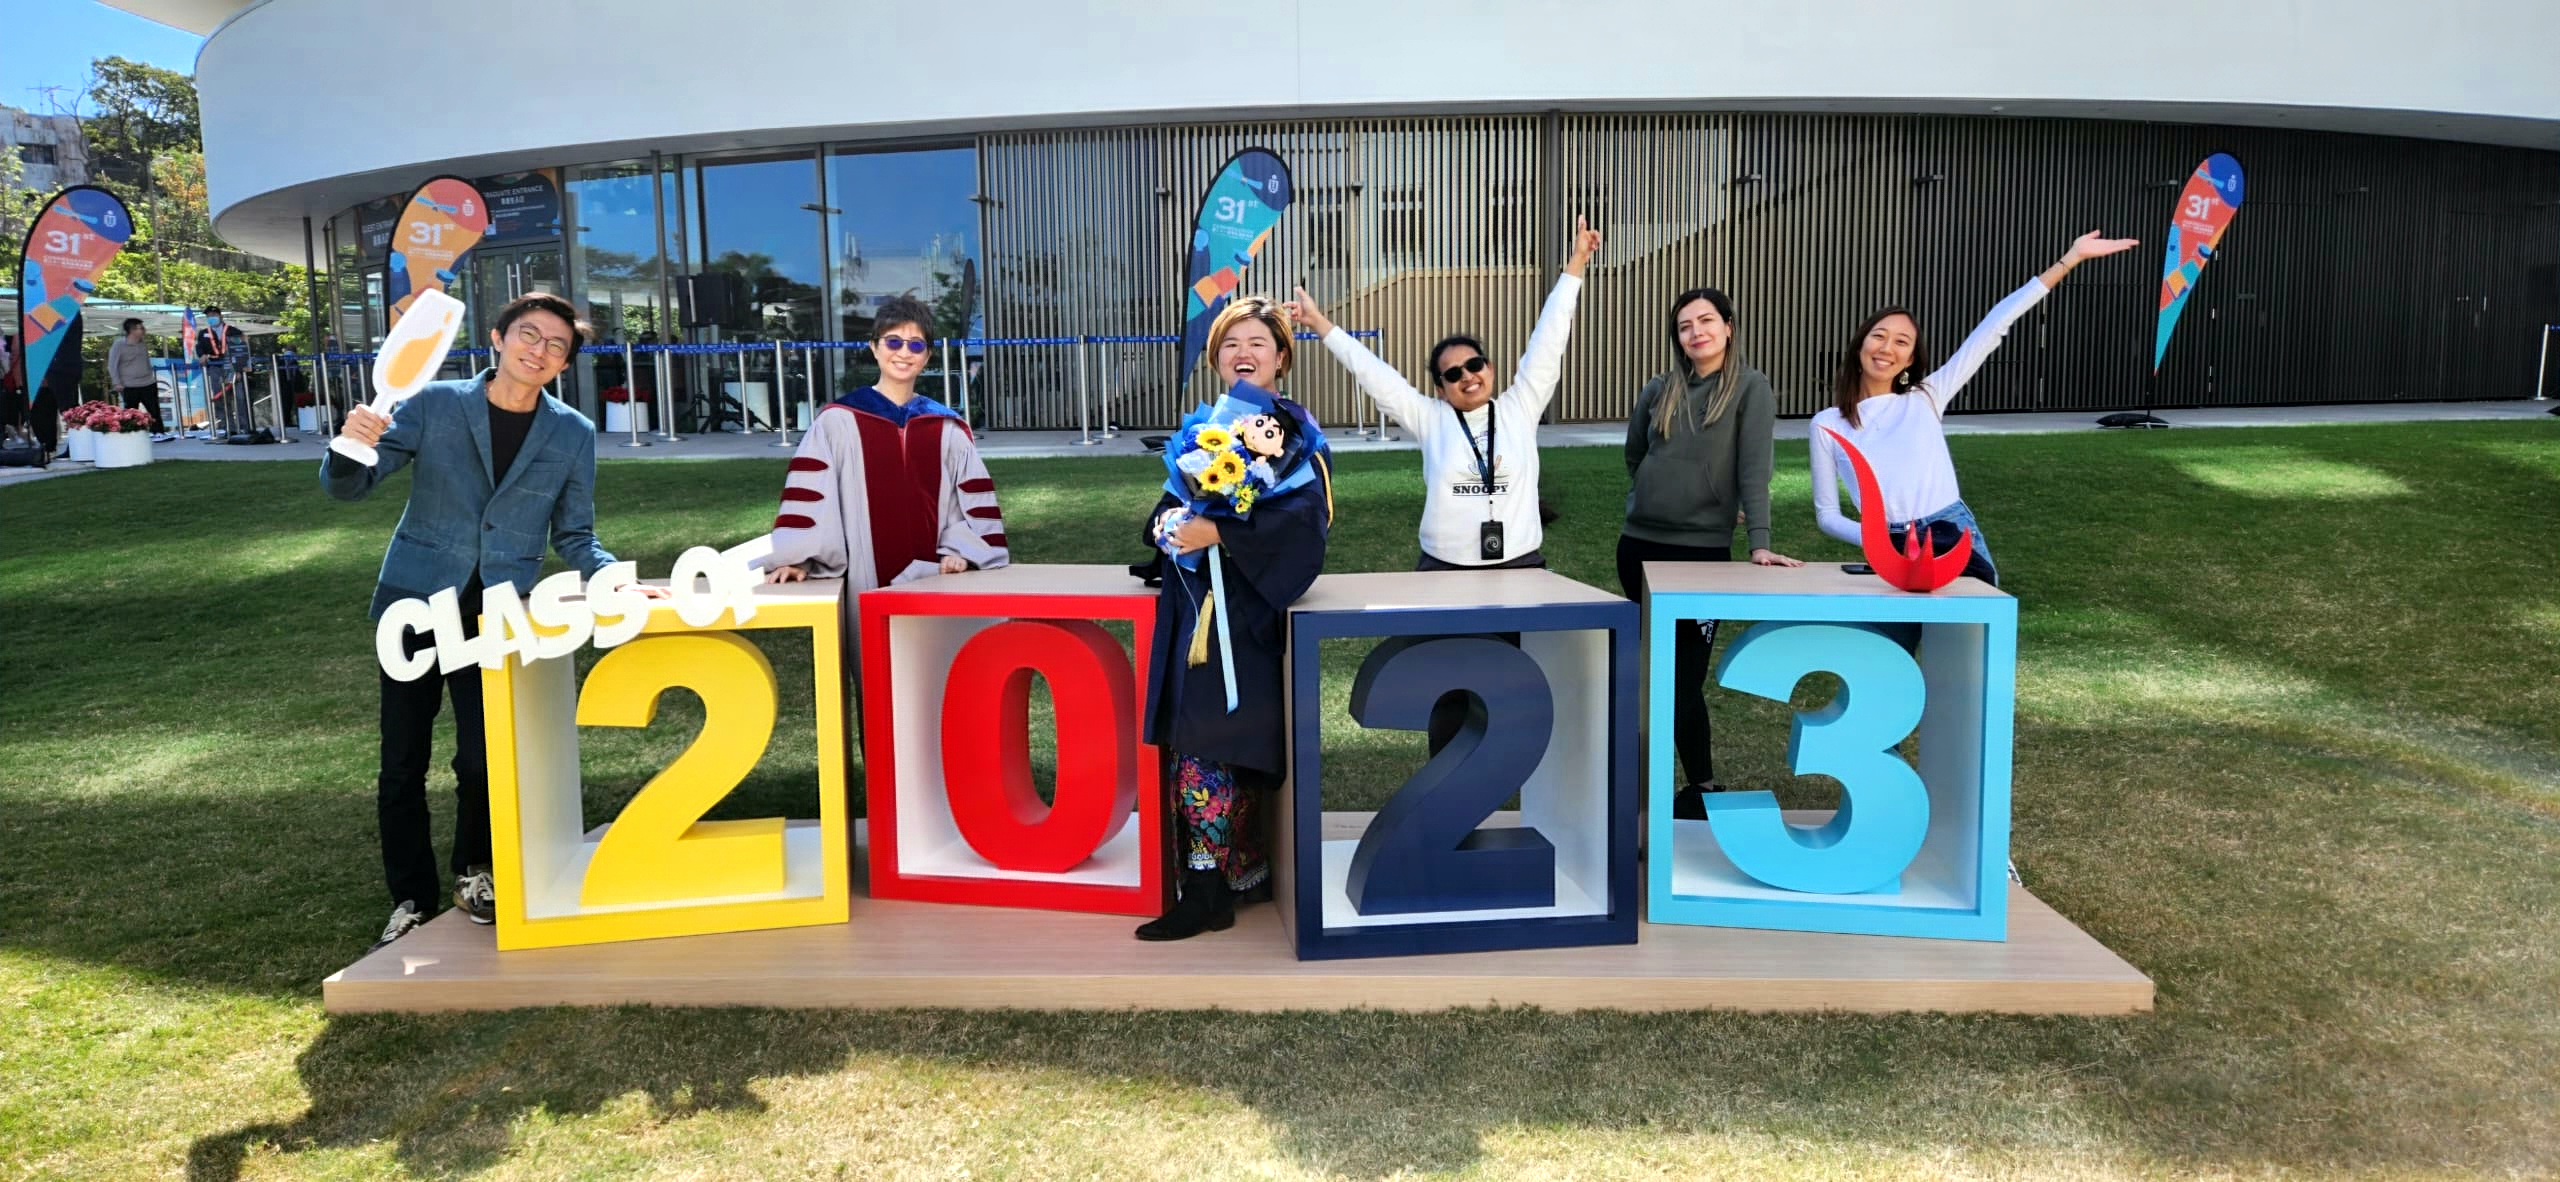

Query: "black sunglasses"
<box><xmin>1438</xmin><ymin>355</ymin><xmax>1489</xmax><ymax>385</ymax></box>
<box><xmin>876</xmin><ymin>335</ymin><xmax>930</xmax><ymax>354</ymax></box>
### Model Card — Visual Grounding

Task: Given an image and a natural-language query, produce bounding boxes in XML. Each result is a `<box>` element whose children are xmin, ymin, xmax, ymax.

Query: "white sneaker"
<box><xmin>371</xmin><ymin>900</ymin><xmax>427</xmax><ymax>951</ymax></box>
<box><xmin>454</xmin><ymin>868</ymin><xmax>496</xmax><ymax>925</ymax></box>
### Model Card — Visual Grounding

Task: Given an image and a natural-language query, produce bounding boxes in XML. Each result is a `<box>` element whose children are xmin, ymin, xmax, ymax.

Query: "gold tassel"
<box><xmin>1315</xmin><ymin>454</ymin><xmax>1336</xmax><ymax>526</ymax></box>
<box><xmin>1188</xmin><ymin>591</ymin><xmax>1216</xmax><ymax>667</ymax></box>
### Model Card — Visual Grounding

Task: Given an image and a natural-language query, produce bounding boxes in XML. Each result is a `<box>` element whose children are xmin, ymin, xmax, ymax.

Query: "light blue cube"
<box><xmin>1641</xmin><ymin>563</ymin><xmax>2016</xmax><ymax>941</ymax></box>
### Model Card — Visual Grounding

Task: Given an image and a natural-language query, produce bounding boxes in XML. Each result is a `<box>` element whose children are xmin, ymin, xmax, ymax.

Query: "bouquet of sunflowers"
<box><xmin>1155</xmin><ymin>384</ymin><xmax>1319</xmax><ymax>570</ymax></box>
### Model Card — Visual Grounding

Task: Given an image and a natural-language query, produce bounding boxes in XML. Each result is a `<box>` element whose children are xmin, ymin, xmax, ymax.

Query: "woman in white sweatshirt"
<box><xmin>1809</xmin><ymin>230</ymin><xmax>2138</xmax><ymax>587</ymax></box>
<box><xmin>1286</xmin><ymin>216</ymin><xmax>1602</xmax><ymax>570</ymax></box>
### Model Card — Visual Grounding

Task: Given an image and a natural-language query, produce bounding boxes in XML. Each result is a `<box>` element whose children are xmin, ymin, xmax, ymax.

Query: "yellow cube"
<box><xmin>481</xmin><ymin>578</ymin><xmax>850</xmax><ymax>950</ymax></box>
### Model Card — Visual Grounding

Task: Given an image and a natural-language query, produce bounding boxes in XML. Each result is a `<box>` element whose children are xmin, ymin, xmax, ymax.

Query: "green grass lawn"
<box><xmin>3</xmin><ymin>422</ymin><xmax>2557</xmax><ymax>1180</ymax></box>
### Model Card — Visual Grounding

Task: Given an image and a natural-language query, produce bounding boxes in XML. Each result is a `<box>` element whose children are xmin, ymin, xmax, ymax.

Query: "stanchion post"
<box><xmin>771</xmin><ymin>340</ymin><xmax>797</xmax><ymax>447</ymax></box>
<box><xmin>2538</xmin><ymin>325</ymin><xmax>2552</xmax><ymax>401</ymax></box>
<box><xmin>1100</xmin><ymin>342</ymin><xmax>1118</xmax><ymax>440</ymax></box>
<box><xmin>656</xmin><ymin>346</ymin><xmax>682</xmax><ymax>443</ymax></box>
<box><xmin>1375</xmin><ymin>327</ymin><xmax>1395</xmax><ymax>442</ymax></box>
<box><xmin>619</xmin><ymin>340</ymin><xmax>651</xmax><ymax>447</ymax></box>
<box><xmin>957</xmin><ymin>340</ymin><xmax>974</xmax><ymax>427</ymax></box>
<box><xmin>800</xmin><ymin>344</ymin><xmax>819</xmax><ymax>436</ymax></box>
<box><xmin>1076</xmin><ymin>336</ymin><xmax>1101</xmax><ymax>446</ymax></box>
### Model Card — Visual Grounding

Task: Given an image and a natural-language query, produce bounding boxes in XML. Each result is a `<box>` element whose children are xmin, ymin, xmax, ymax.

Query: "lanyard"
<box><xmin>1453</xmin><ymin>400</ymin><xmax>1497</xmax><ymax>507</ymax></box>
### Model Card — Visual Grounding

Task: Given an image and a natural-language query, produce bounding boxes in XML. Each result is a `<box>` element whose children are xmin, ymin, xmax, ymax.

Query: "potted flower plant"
<box><xmin>601</xmin><ymin>384</ymin><xmax>652</xmax><ymax>434</ymax></box>
<box><xmin>90</xmin><ymin>405</ymin><xmax>156</xmax><ymax>468</ymax></box>
<box><xmin>61</xmin><ymin>400</ymin><xmax>106</xmax><ymax>462</ymax></box>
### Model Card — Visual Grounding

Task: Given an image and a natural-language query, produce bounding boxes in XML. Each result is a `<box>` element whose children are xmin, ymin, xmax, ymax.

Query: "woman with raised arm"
<box><xmin>1287</xmin><ymin>216</ymin><xmax>1601</xmax><ymax>570</ymax></box>
<box><xmin>1809</xmin><ymin>230</ymin><xmax>2138</xmax><ymax>588</ymax></box>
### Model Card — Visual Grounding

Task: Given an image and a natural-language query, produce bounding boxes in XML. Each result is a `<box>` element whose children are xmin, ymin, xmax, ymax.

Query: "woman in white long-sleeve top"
<box><xmin>1286</xmin><ymin>216</ymin><xmax>1602</xmax><ymax>570</ymax></box>
<box><xmin>1809</xmin><ymin>230</ymin><xmax>2138</xmax><ymax>587</ymax></box>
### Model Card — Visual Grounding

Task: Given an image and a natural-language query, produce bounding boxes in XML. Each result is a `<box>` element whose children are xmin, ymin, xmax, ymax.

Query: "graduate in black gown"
<box><xmin>1134</xmin><ymin>296</ymin><xmax>1332</xmax><ymax>941</ymax></box>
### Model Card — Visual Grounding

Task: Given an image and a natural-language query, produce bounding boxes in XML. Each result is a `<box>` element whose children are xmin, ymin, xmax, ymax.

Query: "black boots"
<box><xmin>1135</xmin><ymin>869</ymin><xmax>1235</xmax><ymax>941</ymax></box>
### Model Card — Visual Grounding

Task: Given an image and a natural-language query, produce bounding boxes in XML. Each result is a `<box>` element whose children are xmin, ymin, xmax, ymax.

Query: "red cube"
<box><xmin>858</xmin><ymin>565</ymin><xmax>1167</xmax><ymax>915</ymax></box>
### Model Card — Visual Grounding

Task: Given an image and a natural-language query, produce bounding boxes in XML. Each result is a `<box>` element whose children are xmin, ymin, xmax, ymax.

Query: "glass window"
<box><xmin>565</xmin><ymin>160</ymin><xmax>673</xmax><ymax>415</ymax></box>
<box><xmin>824</xmin><ymin>144</ymin><xmax>981</xmax><ymax>398</ymax></box>
<box><xmin>691</xmin><ymin>149</ymin><xmax>825</xmax><ymax>432</ymax></box>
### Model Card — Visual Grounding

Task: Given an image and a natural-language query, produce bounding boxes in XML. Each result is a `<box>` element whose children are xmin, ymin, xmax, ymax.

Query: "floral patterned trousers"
<box><xmin>1173</xmin><ymin>753</ymin><xmax>1268</xmax><ymax>892</ymax></box>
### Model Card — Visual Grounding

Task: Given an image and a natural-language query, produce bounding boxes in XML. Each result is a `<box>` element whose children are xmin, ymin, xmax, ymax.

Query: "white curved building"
<box><xmin>119</xmin><ymin>0</ymin><xmax>2560</xmax><ymax>426</ymax></box>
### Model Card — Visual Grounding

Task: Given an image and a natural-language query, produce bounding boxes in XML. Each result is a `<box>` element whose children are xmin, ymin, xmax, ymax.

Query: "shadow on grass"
<box><xmin>173</xmin><ymin>707</ymin><xmax>2560</xmax><ymax>1180</ymax></box>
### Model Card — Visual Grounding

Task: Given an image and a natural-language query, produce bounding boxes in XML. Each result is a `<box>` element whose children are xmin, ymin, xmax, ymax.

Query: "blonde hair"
<box><xmin>1204</xmin><ymin>295</ymin><xmax>1296</xmax><ymax>384</ymax></box>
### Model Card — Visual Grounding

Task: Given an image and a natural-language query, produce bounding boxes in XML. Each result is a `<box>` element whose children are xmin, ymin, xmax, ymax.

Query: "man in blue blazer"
<box><xmin>324</xmin><ymin>292</ymin><xmax>660</xmax><ymax>950</ymax></box>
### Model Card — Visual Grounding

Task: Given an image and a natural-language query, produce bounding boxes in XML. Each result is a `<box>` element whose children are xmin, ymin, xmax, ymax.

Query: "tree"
<box><xmin>83</xmin><ymin>57</ymin><xmax>199</xmax><ymax>185</ymax></box>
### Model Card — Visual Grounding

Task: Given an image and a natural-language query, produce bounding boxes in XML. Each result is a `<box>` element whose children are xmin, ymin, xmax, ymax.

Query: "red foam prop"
<box><xmin>1823</xmin><ymin>427</ymin><xmax>1973</xmax><ymax>592</ymax></box>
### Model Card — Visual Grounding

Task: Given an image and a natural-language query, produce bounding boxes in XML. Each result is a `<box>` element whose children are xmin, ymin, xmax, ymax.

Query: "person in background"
<box><xmin>108</xmin><ymin>318</ymin><xmax>161</xmax><ymax>434</ymax></box>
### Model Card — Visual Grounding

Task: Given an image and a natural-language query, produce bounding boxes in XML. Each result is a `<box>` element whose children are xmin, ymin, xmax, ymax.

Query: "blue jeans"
<box><xmin>1890</xmin><ymin>500</ymin><xmax>1998</xmax><ymax>587</ymax></box>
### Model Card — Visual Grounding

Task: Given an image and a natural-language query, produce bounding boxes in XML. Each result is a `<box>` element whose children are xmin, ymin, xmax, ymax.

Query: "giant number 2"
<box><xmin>1344</xmin><ymin>635</ymin><xmax>1555</xmax><ymax>914</ymax></box>
<box><xmin>1704</xmin><ymin>622</ymin><xmax>1930</xmax><ymax>896</ymax></box>
<box><xmin>574</xmin><ymin>631</ymin><xmax>787</xmax><ymax>907</ymax></box>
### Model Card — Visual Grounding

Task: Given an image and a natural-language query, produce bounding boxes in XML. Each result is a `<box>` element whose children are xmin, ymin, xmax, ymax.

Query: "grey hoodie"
<box><xmin>1620</xmin><ymin>364</ymin><xmax>1777</xmax><ymax>551</ymax></box>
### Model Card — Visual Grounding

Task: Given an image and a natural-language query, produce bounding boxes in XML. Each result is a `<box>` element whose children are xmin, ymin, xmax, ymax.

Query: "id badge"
<box><xmin>1479</xmin><ymin>520</ymin><xmax>1506</xmax><ymax>562</ymax></box>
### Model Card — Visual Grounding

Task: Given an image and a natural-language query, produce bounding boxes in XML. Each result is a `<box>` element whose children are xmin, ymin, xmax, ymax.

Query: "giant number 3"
<box><xmin>575</xmin><ymin>631</ymin><xmax>786</xmax><ymax>906</ymax></box>
<box><xmin>1704</xmin><ymin>622</ymin><xmax>1930</xmax><ymax>896</ymax></box>
<box><xmin>1345</xmin><ymin>636</ymin><xmax>1556</xmax><ymax>914</ymax></box>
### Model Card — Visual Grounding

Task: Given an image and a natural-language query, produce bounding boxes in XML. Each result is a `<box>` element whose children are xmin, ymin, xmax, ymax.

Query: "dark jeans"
<box><xmin>377</xmin><ymin>583</ymin><xmax>490</xmax><ymax>909</ymax></box>
<box><xmin>120</xmin><ymin>385</ymin><xmax>161</xmax><ymax>433</ymax></box>
<box><xmin>1616</xmin><ymin>534</ymin><xmax>1730</xmax><ymax>787</ymax></box>
<box><xmin>28</xmin><ymin>389</ymin><xmax>59</xmax><ymax>452</ymax></box>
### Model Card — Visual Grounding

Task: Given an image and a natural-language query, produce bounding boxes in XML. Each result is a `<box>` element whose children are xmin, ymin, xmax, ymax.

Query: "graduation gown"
<box><xmin>1140</xmin><ymin>475</ymin><xmax>1330</xmax><ymax>779</ymax></box>
<box><xmin>768</xmin><ymin>387</ymin><xmax>1009</xmax><ymax>590</ymax></box>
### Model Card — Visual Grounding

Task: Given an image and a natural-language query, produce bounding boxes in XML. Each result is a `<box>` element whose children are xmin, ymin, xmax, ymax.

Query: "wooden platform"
<box><xmin>327</xmin><ymin>817</ymin><xmax>2148</xmax><ymax>1015</ymax></box>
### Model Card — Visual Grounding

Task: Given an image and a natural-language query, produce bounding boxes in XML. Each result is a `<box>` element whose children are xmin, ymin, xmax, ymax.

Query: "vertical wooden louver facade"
<box><xmin>980</xmin><ymin>114</ymin><xmax>2560</xmax><ymax>428</ymax></box>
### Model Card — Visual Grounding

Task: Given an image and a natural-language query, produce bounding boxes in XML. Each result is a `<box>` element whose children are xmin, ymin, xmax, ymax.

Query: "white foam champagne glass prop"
<box><xmin>331</xmin><ymin>288</ymin><xmax>466</xmax><ymax>468</ymax></box>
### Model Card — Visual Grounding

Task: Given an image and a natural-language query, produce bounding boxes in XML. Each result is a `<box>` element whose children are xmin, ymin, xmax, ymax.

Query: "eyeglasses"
<box><xmin>876</xmin><ymin>335</ymin><xmax>929</xmax><ymax>354</ymax></box>
<box><xmin>1438</xmin><ymin>355</ymin><xmax>1489</xmax><ymax>385</ymax></box>
<box><xmin>510</xmin><ymin>323</ymin><xmax>572</xmax><ymax>361</ymax></box>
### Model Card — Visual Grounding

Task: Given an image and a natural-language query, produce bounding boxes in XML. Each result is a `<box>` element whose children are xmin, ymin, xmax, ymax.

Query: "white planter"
<box><xmin>67</xmin><ymin>428</ymin><xmax>96</xmax><ymax>463</ymax></box>
<box><xmin>603</xmin><ymin>402</ymin><xmax>651</xmax><ymax>433</ymax></box>
<box><xmin>297</xmin><ymin>407</ymin><xmax>319</xmax><ymax>433</ymax></box>
<box><xmin>93</xmin><ymin>431</ymin><xmax>152</xmax><ymax>469</ymax></box>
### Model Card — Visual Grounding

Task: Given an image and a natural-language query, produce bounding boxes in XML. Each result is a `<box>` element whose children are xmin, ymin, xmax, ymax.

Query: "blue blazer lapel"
<box><xmin>494</xmin><ymin>397</ymin><xmax>565</xmax><ymax>496</ymax></box>
<box><xmin>464</xmin><ymin>386</ymin><xmax>496</xmax><ymax>491</ymax></box>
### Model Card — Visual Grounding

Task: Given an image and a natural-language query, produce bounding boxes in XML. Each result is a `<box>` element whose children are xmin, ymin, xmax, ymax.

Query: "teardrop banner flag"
<box><xmin>15</xmin><ymin>185</ymin><xmax>134</xmax><ymax>402</ymax></box>
<box><xmin>386</xmin><ymin>176</ymin><xmax>490</xmax><ymax>327</ymax></box>
<box><xmin>1177</xmin><ymin>147</ymin><xmax>1293</xmax><ymax>394</ymax></box>
<box><xmin>2155</xmin><ymin>153</ymin><xmax>2244</xmax><ymax>371</ymax></box>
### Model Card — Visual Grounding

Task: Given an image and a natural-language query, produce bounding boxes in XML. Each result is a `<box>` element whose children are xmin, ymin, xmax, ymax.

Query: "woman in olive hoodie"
<box><xmin>1618</xmin><ymin>287</ymin><xmax>1802</xmax><ymax>820</ymax></box>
